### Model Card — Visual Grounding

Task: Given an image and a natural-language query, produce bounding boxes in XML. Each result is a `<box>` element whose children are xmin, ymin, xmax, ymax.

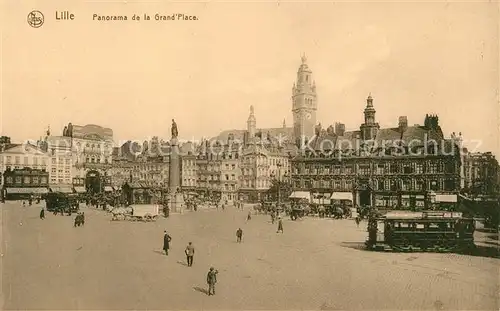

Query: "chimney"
<box><xmin>398</xmin><ymin>116</ymin><xmax>408</xmax><ymax>132</ymax></box>
<box><xmin>335</xmin><ymin>122</ymin><xmax>345</xmax><ymax>136</ymax></box>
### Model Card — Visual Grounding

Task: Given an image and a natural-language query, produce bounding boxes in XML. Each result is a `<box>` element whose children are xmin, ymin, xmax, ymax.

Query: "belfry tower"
<box><xmin>360</xmin><ymin>94</ymin><xmax>380</xmax><ymax>140</ymax></box>
<box><xmin>292</xmin><ymin>54</ymin><xmax>317</xmax><ymax>144</ymax></box>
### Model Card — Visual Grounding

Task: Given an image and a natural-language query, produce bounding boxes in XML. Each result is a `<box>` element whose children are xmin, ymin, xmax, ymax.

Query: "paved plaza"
<box><xmin>1</xmin><ymin>202</ymin><xmax>499</xmax><ymax>310</ymax></box>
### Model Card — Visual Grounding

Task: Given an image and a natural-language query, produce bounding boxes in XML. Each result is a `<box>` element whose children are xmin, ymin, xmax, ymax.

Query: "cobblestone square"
<box><xmin>1</xmin><ymin>202</ymin><xmax>498</xmax><ymax>310</ymax></box>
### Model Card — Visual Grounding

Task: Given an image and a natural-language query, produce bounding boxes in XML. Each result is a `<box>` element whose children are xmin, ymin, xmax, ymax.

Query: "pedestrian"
<box><xmin>22</xmin><ymin>201</ymin><xmax>26</xmax><ymax>207</ymax></box>
<box><xmin>39</xmin><ymin>207</ymin><xmax>45</xmax><ymax>220</ymax></box>
<box><xmin>355</xmin><ymin>216</ymin><xmax>360</xmax><ymax>227</ymax></box>
<box><xmin>236</xmin><ymin>228</ymin><xmax>243</xmax><ymax>243</ymax></box>
<box><xmin>276</xmin><ymin>217</ymin><xmax>283</xmax><ymax>233</ymax></box>
<box><xmin>206</xmin><ymin>267</ymin><xmax>218</xmax><ymax>296</ymax></box>
<box><xmin>81</xmin><ymin>212</ymin><xmax>85</xmax><ymax>226</ymax></box>
<box><xmin>247</xmin><ymin>211</ymin><xmax>251</xmax><ymax>222</ymax></box>
<box><xmin>74</xmin><ymin>213</ymin><xmax>80</xmax><ymax>227</ymax></box>
<box><xmin>163</xmin><ymin>230</ymin><xmax>172</xmax><ymax>256</ymax></box>
<box><xmin>185</xmin><ymin>242</ymin><xmax>195</xmax><ymax>266</ymax></box>
<box><xmin>271</xmin><ymin>213</ymin><xmax>275</xmax><ymax>224</ymax></box>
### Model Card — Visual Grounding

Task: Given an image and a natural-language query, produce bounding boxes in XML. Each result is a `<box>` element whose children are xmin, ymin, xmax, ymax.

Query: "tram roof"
<box><xmin>383</xmin><ymin>211</ymin><xmax>463</xmax><ymax>220</ymax></box>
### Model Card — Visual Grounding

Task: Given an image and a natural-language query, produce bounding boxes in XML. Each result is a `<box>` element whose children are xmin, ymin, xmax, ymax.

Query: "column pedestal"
<box><xmin>169</xmin><ymin>192</ymin><xmax>184</xmax><ymax>214</ymax></box>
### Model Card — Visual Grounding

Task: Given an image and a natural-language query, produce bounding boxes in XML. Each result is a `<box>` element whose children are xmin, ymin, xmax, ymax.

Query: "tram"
<box><xmin>366</xmin><ymin>211</ymin><xmax>475</xmax><ymax>252</ymax></box>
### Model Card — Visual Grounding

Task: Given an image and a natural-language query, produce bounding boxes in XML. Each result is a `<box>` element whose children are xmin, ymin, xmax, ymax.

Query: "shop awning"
<box><xmin>6</xmin><ymin>187</ymin><xmax>48</xmax><ymax>194</ymax></box>
<box><xmin>289</xmin><ymin>191</ymin><xmax>311</xmax><ymax>200</ymax></box>
<box><xmin>435</xmin><ymin>194</ymin><xmax>457</xmax><ymax>203</ymax></box>
<box><xmin>104</xmin><ymin>186</ymin><xmax>114</xmax><ymax>192</ymax></box>
<box><xmin>49</xmin><ymin>186</ymin><xmax>74</xmax><ymax>194</ymax></box>
<box><xmin>74</xmin><ymin>187</ymin><xmax>86</xmax><ymax>193</ymax></box>
<box><xmin>330</xmin><ymin>192</ymin><xmax>353</xmax><ymax>201</ymax></box>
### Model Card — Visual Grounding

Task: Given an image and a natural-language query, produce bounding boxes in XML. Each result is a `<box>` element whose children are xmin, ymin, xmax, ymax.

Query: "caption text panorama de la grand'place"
<box><xmin>54</xmin><ymin>11</ymin><xmax>199</xmax><ymax>21</ymax></box>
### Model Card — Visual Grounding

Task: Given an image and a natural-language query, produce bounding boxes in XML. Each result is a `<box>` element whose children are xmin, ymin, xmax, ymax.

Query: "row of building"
<box><xmin>0</xmin><ymin>56</ymin><xmax>498</xmax><ymax>208</ymax></box>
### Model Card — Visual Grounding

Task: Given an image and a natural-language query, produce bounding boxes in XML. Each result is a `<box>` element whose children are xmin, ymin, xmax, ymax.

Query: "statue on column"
<box><xmin>171</xmin><ymin>119</ymin><xmax>178</xmax><ymax>139</ymax></box>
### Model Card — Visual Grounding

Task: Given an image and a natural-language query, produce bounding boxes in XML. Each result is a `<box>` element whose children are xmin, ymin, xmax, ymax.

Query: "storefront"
<box><xmin>4</xmin><ymin>187</ymin><xmax>48</xmax><ymax>200</ymax></box>
<box><xmin>49</xmin><ymin>185</ymin><xmax>74</xmax><ymax>194</ymax></box>
<box><xmin>330</xmin><ymin>192</ymin><xmax>353</xmax><ymax>207</ymax></box>
<box><xmin>289</xmin><ymin>191</ymin><xmax>311</xmax><ymax>203</ymax></box>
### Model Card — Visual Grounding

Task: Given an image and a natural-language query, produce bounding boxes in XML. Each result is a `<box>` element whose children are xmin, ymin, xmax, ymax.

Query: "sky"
<box><xmin>1</xmin><ymin>1</ymin><xmax>498</xmax><ymax>155</ymax></box>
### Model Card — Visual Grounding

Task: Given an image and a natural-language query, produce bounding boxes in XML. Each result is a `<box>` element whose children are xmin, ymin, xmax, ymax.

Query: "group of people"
<box><xmin>161</xmin><ymin>231</ymin><xmax>218</xmax><ymax>296</ymax></box>
<box><xmin>159</xmin><ymin>203</ymin><xmax>285</xmax><ymax>297</ymax></box>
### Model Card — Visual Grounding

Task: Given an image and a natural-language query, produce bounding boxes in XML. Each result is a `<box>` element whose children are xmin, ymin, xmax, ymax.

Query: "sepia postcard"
<box><xmin>0</xmin><ymin>0</ymin><xmax>499</xmax><ymax>310</ymax></box>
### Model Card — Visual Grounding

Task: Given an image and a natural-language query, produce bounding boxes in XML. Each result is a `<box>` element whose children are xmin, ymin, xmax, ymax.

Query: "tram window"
<box><xmin>416</xmin><ymin>223</ymin><xmax>425</xmax><ymax>229</ymax></box>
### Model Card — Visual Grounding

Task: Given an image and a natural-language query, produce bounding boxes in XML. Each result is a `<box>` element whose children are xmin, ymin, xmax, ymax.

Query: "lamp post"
<box><xmin>277</xmin><ymin>161</ymin><xmax>282</xmax><ymax>216</ymax></box>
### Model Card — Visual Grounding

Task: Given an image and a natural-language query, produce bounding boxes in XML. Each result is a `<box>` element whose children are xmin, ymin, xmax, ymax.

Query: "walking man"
<box><xmin>276</xmin><ymin>217</ymin><xmax>284</xmax><ymax>233</ymax></box>
<box><xmin>236</xmin><ymin>227</ymin><xmax>243</xmax><ymax>243</ymax></box>
<box><xmin>39</xmin><ymin>207</ymin><xmax>45</xmax><ymax>220</ymax></box>
<box><xmin>185</xmin><ymin>242</ymin><xmax>195</xmax><ymax>266</ymax></box>
<box><xmin>246</xmin><ymin>211</ymin><xmax>252</xmax><ymax>222</ymax></box>
<box><xmin>163</xmin><ymin>230</ymin><xmax>172</xmax><ymax>256</ymax></box>
<box><xmin>355</xmin><ymin>216</ymin><xmax>361</xmax><ymax>228</ymax></box>
<box><xmin>206</xmin><ymin>267</ymin><xmax>218</xmax><ymax>296</ymax></box>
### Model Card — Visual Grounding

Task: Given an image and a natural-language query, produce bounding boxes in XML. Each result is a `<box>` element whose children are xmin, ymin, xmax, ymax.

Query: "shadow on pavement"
<box><xmin>153</xmin><ymin>250</ymin><xmax>165</xmax><ymax>256</ymax></box>
<box><xmin>340</xmin><ymin>241</ymin><xmax>500</xmax><ymax>259</ymax></box>
<box><xmin>177</xmin><ymin>260</ymin><xmax>188</xmax><ymax>266</ymax></box>
<box><xmin>339</xmin><ymin>242</ymin><xmax>366</xmax><ymax>251</ymax></box>
<box><xmin>193</xmin><ymin>286</ymin><xmax>209</xmax><ymax>295</ymax></box>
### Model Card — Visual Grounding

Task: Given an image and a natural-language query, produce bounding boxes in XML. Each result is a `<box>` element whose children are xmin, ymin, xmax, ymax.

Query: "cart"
<box><xmin>111</xmin><ymin>204</ymin><xmax>160</xmax><ymax>222</ymax></box>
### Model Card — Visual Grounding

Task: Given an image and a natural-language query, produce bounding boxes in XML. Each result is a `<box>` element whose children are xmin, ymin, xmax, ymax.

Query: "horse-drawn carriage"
<box><xmin>110</xmin><ymin>204</ymin><xmax>160</xmax><ymax>222</ymax></box>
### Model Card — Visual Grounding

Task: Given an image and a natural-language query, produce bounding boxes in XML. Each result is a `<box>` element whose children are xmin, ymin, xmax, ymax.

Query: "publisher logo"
<box><xmin>27</xmin><ymin>11</ymin><xmax>44</xmax><ymax>28</ymax></box>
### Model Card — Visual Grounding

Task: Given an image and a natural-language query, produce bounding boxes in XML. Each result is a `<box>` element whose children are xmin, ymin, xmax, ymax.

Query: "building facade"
<box><xmin>463</xmin><ymin>151</ymin><xmax>499</xmax><ymax>195</ymax></box>
<box><xmin>2</xmin><ymin>168</ymin><xmax>49</xmax><ymax>200</ymax></box>
<box><xmin>291</xmin><ymin>96</ymin><xmax>462</xmax><ymax>210</ymax></box>
<box><xmin>57</xmin><ymin>123</ymin><xmax>115</xmax><ymax>193</ymax></box>
<box><xmin>0</xmin><ymin>143</ymin><xmax>49</xmax><ymax>187</ymax></box>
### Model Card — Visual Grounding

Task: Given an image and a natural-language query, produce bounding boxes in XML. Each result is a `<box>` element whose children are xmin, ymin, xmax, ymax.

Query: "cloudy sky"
<box><xmin>1</xmin><ymin>1</ymin><xmax>498</xmax><ymax>155</ymax></box>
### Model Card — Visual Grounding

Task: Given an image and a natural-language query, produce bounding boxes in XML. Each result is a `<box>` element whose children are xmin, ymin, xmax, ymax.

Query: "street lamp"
<box><xmin>277</xmin><ymin>161</ymin><xmax>282</xmax><ymax>216</ymax></box>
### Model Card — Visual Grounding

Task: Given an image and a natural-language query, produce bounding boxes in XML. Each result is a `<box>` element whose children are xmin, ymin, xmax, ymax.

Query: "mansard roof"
<box><xmin>300</xmin><ymin>124</ymin><xmax>452</xmax><ymax>159</ymax></box>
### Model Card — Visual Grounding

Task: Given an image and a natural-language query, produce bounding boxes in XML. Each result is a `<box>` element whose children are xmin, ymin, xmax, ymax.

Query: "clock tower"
<box><xmin>292</xmin><ymin>54</ymin><xmax>317</xmax><ymax>145</ymax></box>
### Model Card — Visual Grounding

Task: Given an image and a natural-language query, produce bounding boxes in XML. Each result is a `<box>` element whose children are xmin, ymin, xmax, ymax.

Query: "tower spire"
<box><xmin>301</xmin><ymin>53</ymin><xmax>307</xmax><ymax>64</ymax></box>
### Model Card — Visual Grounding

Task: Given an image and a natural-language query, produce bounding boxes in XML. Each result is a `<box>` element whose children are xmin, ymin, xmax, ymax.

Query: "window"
<box><xmin>6</xmin><ymin>156</ymin><xmax>11</xmax><ymax>164</ymax></box>
<box><xmin>334</xmin><ymin>180</ymin><xmax>341</xmax><ymax>190</ymax></box>
<box><xmin>33</xmin><ymin>157</ymin><xmax>38</xmax><ymax>165</ymax></box>
<box><xmin>333</xmin><ymin>165</ymin><xmax>341</xmax><ymax>175</ymax></box>
<box><xmin>430</xmin><ymin>180</ymin><xmax>439</xmax><ymax>191</ymax></box>
<box><xmin>401</xmin><ymin>179</ymin><xmax>412</xmax><ymax>191</ymax></box>
<box><xmin>52</xmin><ymin>158</ymin><xmax>56</xmax><ymax>164</ymax></box>
<box><xmin>427</xmin><ymin>161</ymin><xmax>438</xmax><ymax>174</ymax></box>
<box><xmin>226</xmin><ymin>174</ymin><xmax>229</xmax><ymax>180</ymax></box>
<box><xmin>415</xmin><ymin>163</ymin><xmax>423</xmax><ymax>174</ymax></box>
<box><xmin>42</xmin><ymin>158</ymin><xmax>47</xmax><ymax>165</ymax></box>
<box><xmin>6</xmin><ymin>177</ymin><xmax>13</xmax><ymax>184</ymax></box>
<box><xmin>376</xmin><ymin>164</ymin><xmax>385</xmax><ymax>175</ymax></box>
<box><xmin>378</xmin><ymin>180</ymin><xmax>384</xmax><ymax>190</ymax></box>
<box><xmin>344</xmin><ymin>165</ymin><xmax>353</xmax><ymax>174</ymax></box>
<box><xmin>15</xmin><ymin>176</ymin><xmax>22</xmax><ymax>184</ymax></box>
<box><xmin>15</xmin><ymin>156</ymin><xmax>20</xmax><ymax>164</ymax></box>
<box><xmin>390</xmin><ymin>163</ymin><xmax>399</xmax><ymax>174</ymax></box>
<box><xmin>51</xmin><ymin>168</ymin><xmax>56</xmax><ymax>173</ymax></box>
<box><xmin>403</xmin><ymin>164</ymin><xmax>413</xmax><ymax>174</ymax></box>
<box><xmin>24</xmin><ymin>176</ymin><xmax>30</xmax><ymax>184</ymax></box>
<box><xmin>358</xmin><ymin>165</ymin><xmax>370</xmax><ymax>175</ymax></box>
<box><xmin>65</xmin><ymin>158</ymin><xmax>70</xmax><ymax>165</ymax></box>
<box><xmin>415</xmin><ymin>179</ymin><xmax>424</xmax><ymax>191</ymax></box>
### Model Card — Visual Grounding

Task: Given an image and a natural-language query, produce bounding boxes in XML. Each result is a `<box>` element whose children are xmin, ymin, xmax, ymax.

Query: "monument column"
<box><xmin>168</xmin><ymin>119</ymin><xmax>184</xmax><ymax>213</ymax></box>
